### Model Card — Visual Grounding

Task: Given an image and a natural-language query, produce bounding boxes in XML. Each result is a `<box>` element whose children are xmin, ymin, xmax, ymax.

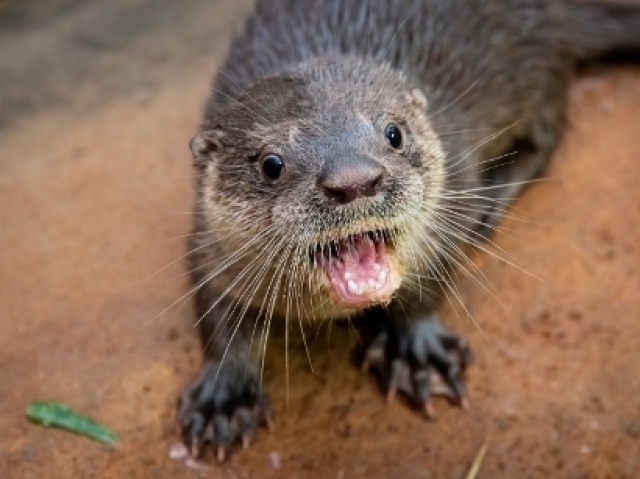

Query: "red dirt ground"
<box><xmin>1</xmin><ymin>1</ymin><xmax>639</xmax><ymax>478</ymax></box>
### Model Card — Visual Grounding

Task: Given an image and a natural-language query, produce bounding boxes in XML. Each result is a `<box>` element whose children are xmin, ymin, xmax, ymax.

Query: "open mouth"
<box><xmin>312</xmin><ymin>230</ymin><xmax>399</xmax><ymax>306</ymax></box>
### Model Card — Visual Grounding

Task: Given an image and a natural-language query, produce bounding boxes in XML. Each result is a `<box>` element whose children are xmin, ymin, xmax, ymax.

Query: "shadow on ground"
<box><xmin>1</xmin><ymin>1</ymin><xmax>639</xmax><ymax>478</ymax></box>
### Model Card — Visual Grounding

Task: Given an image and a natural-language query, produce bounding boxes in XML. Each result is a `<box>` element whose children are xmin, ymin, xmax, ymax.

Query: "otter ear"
<box><xmin>189</xmin><ymin>131</ymin><xmax>221</xmax><ymax>167</ymax></box>
<box><xmin>409</xmin><ymin>88</ymin><xmax>428</xmax><ymax>109</ymax></box>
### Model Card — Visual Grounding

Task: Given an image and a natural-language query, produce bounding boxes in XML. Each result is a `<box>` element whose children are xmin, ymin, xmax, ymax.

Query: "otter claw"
<box><xmin>362</xmin><ymin>332</ymin><xmax>387</xmax><ymax>373</ymax></box>
<box><xmin>216</xmin><ymin>446</ymin><xmax>226</xmax><ymax>463</ymax></box>
<box><xmin>386</xmin><ymin>387</ymin><xmax>397</xmax><ymax>404</ymax></box>
<box><xmin>264</xmin><ymin>415</ymin><xmax>275</xmax><ymax>432</ymax></box>
<box><xmin>423</xmin><ymin>401</ymin><xmax>436</xmax><ymax>419</ymax></box>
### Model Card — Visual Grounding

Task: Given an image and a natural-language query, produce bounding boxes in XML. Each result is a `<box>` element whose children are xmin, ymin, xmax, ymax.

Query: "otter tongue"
<box><xmin>322</xmin><ymin>234</ymin><xmax>393</xmax><ymax>305</ymax></box>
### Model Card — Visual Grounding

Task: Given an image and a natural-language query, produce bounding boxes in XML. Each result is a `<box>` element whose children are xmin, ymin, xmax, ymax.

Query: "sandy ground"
<box><xmin>1</xmin><ymin>1</ymin><xmax>639</xmax><ymax>478</ymax></box>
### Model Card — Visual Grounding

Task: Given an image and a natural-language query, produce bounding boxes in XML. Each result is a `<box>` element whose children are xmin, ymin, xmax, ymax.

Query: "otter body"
<box><xmin>177</xmin><ymin>0</ymin><xmax>640</xmax><ymax>461</ymax></box>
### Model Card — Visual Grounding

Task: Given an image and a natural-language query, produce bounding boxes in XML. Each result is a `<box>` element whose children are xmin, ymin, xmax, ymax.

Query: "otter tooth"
<box><xmin>347</xmin><ymin>280</ymin><xmax>358</xmax><ymax>295</ymax></box>
<box><xmin>378</xmin><ymin>270</ymin><xmax>387</xmax><ymax>284</ymax></box>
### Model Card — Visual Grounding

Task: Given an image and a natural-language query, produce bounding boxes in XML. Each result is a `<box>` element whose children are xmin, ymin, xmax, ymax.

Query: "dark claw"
<box><xmin>386</xmin><ymin>358</ymin><xmax>405</xmax><ymax>403</ymax></box>
<box><xmin>234</xmin><ymin>407</ymin><xmax>256</xmax><ymax>448</ymax></box>
<box><xmin>255</xmin><ymin>399</ymin><xmax>274</xmax><ymax>431</ymax></box>
<box><xmin>362</xmin><ymin>331</ymin><xmax>388</xmax><ymax>373</ymax></box>
<box><xmin>183</xmin><ymin>411</ymin><xmax>206</xmax><ymax>457</ymax></box>
<box><xmin>212</xmin><ymin>415</ymin><xmax>232</xmax><ymax>451</ymax></box>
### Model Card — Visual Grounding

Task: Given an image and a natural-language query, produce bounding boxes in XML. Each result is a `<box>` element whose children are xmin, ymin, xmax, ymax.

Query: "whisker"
<box><xmin>209</xmin><ymin>86</ymin><xmax>269</xmax><ymax>124</ymax></box>
<box><xmin>429</xmin><ymin>76</ymin><xmax>482</xmax><ymax>118</ymax></box>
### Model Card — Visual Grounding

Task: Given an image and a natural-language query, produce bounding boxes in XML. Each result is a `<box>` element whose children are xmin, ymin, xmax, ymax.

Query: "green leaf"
<box><xmin>25</xmin><ymin>401</ymin><xmax>118</xmax><ymax>445</ymax></box>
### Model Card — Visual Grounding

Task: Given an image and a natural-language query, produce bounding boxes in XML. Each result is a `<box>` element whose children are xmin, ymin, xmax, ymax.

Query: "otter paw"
<box><xmin>362</xmin><ymin>316</ymin><xmax>472</xmax><ymax>418</ymax></box>
<box><xmin>176</xmin><ymin>359</ymin><xmax>271</xmax><ymax>462</ymax></box>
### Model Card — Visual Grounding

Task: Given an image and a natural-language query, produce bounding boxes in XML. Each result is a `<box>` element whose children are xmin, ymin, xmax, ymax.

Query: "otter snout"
<box><xmin>318</xmin><ymin>153</ymin><xmax>386</xmax><ymax>205</ymax></box>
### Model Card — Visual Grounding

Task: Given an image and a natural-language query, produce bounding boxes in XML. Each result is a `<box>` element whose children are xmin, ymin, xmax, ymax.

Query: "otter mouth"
<box><xmin>312</xmin><ymin>230</ymin><xmax>399</xmax><ymax>306</ymax></box>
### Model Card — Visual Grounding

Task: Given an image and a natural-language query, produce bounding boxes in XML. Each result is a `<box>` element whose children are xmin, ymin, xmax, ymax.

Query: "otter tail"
<box><xmin>567</xmin><ymin>1</ymin><xmax>640</xmax><ymax>61</ymax></box>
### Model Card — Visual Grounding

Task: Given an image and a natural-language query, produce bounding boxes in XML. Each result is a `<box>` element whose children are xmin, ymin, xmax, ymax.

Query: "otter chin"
<box><xmin>313</xmin><ymin>230</ymin><xmax>402</xmax><ymax>306</ymax></box>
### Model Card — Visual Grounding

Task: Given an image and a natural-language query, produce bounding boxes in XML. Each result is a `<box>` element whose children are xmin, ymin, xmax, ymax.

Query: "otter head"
<box><xmin>191</xmin><ymin>58</ymin><xmax>446</xmax><ymax>319</ymax></box>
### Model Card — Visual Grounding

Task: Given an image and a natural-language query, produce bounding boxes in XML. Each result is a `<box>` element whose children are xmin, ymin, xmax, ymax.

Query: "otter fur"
<box><xmin>176</xmin><ymin>0</ymin><xmax>640</xmax><ymax>462</ymax></box>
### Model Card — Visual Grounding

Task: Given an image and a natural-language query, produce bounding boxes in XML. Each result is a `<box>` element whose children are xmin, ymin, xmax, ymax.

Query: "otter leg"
<box><xmin>363</xmin><ymin>307</ymin><xmax>472</xmax><ymax>418</ymax></box>
<box><xmin>176</xmin><ymin>290</ymin><xmax>271</xmax><ymax>462</ymax></box>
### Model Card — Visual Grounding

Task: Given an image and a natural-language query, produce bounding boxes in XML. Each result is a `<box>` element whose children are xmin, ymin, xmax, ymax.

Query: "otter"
<box><xmin>175</xmin><ymin>0</ymin><xmax>640</xmax><ymax>462</ymax></box>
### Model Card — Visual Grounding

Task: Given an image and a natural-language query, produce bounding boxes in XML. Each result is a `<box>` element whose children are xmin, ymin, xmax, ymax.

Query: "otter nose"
<box><xmin>319</xmin><ymin>156</ymin><xmax>385</xmax><ymax>205</ymax></box>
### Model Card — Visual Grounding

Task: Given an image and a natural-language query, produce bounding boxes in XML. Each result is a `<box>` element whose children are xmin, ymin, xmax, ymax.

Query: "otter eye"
<box><xmin>385</xmin><ymin>123</ymin><xmax>403</xmax><ymax>149</ymax></box>
<box><xmin>261</xmin><ymin>154</ymin><xmax>285</xmax><ymax>180</ymax></box>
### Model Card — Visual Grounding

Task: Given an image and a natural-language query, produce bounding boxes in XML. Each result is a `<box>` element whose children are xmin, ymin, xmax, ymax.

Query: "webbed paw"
<box><xmin>363</xmin><ymin>316</ymin><xmax>473</xmax><ymax>418</ymax></box>
<box><xmin>176</xmin><ymin>359</ymin><xmax>271</xmax><ymax>462</ymax></box>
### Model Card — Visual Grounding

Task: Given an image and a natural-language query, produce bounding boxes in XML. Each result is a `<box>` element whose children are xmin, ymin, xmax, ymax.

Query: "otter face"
<box><xmin>191</xmin><ymin>59</ymin><xmax>446</xmax><ymax>319</ymax></box>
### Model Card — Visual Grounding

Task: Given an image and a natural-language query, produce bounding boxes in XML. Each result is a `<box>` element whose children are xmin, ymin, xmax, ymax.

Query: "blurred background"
<box><xmin>0</xmin><ymin>1</ymin><xmax>639</xmax><ymax>478</ymax></box>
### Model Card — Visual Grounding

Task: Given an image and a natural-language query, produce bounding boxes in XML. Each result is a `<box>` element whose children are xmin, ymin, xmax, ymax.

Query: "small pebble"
<box><xmin>269</xmin><ymin>451</ymin><xmax>281</xmax><ymax>469</ymax></box>
<box><xmin>169</xmin><ymin>442</ymin><xmax>210</xmax><ymax>471</ymax></box>
<box><xmin>169</xmin><ymin>442</ymin><xmax>188</xmax><ymax>460</ymax></box>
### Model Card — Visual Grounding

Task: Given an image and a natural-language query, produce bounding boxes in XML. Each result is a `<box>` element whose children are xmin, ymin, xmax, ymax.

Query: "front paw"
<box><xmin>363</xmin><ymin>315</ymin><xmax>472</xmax><ymax>418</ymax></box>
<box><xmin>176</xmin><ymin>358</ymin><xmax>271</xmax><ymax>462</ymax></box>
